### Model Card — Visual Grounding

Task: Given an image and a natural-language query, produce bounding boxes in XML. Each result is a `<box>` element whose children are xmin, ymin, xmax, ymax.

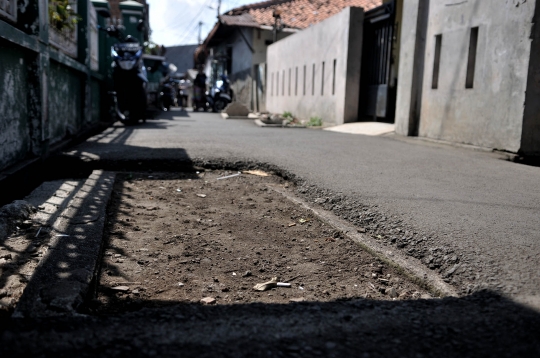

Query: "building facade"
<box><xmin>396</xmin><ymin>0</ymin><xmax>540</xmax><ymax>155</ymax></box>
<box><xmin>199</xmin><ymin>0</ymin><xmax>381</xmax><ymax>113</ymax></box>
<box><xmin>266</xmin><ymin>7</ymin><xmax>364</xmax><ymax>125</ymax></box>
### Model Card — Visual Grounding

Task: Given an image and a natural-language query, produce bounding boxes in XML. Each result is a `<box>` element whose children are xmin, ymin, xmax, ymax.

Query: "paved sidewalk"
<box><xmin>64</xmin><ymin>109</ymin><xmax>540</xmax><ymax>308</ymax></box>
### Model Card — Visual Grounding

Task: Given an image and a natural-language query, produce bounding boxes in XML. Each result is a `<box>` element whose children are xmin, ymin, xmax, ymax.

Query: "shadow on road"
<box><xmin>1</xmin><ymin>291</ymin><xmax>539</xmax><ymax>357</ymax></box>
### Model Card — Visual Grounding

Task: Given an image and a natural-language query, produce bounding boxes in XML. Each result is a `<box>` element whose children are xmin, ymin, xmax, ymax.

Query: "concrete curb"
<box><xmin>269</xmin><ymin>185</ymin><xmax>458</xmax><ymax>298</ymax></box>
<box><xmin>254</xmin><ymin>119</ymin><xmax>283</xmax><ymax>127</ymax></box>
<box><xmin>13</xmin><ymin>170</ymin><xmax>115</xmax><ymax>317</ymax></box>
<box><xmin>222</xmin><ymin>113</ymin><xmax>259</xmax><ymax>120</ymax></box>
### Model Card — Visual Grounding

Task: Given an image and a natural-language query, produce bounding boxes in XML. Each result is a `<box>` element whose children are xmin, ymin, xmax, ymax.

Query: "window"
<box><xmin>432</xmin><ymin>34</ymin><xmax>442</xmax><ymax>89</ymax></box>
<box><xmin>226</xmin><ymin>47</ymin><xmax>233</xmax><ymax>75</ymax></box>
<box><xmin>466</xmin><ymin>27</ymin><xmax>479</xmax><ymax>89</ymax></box>
<box><xmin>288</xmin><ymin>68</ymin><xmax>291</xmax><ymax>96</ymax></box>
<box><xmin>312</xmin><ymin>64</ymin><xmax>316</xmax><ymax>96</ymax></box>
<box><xmin>276</xmin><ymin>72</ymin><xmax>279</xmax><ymax>97</ymax></box>
<box><xmin>282</xmin><ymin>70</ymin><xmax>285</xmax><ymax>96</ymax></box>
<box><xmin>295</xmin><ymin>67</ymin><xmax>298</xmax><ymax>96</ymax></box>
<box><xmin>332</xmin><ymin>59</ymin><xmax>337</xmax><ymax>95</ymax></box>
<box><xmin>303</xmin><ymin>65</ymin><xmax>307</xmax><ymax>96</ymax></box>
<box><xmin>321</xmin><ymin>61</ymin><xmax>325</xmax><ymax>96</ymax></box>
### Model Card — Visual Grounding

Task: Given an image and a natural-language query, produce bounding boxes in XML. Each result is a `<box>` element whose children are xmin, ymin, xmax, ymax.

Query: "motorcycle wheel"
<box><xmin>214</xmin><ymin>99</ymin><xmax>227</xmax><ymax>113</ymax></box>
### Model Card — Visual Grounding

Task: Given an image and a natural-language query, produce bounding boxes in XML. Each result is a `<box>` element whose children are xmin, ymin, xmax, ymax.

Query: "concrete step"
<box><xmin>13</xmin><ymin>170</ymin><xmax>115</xmax><ymax>317</ymax></box>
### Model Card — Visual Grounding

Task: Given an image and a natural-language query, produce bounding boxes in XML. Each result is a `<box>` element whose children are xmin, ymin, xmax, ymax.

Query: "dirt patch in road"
<box><xmin>94</xmin><ymin>171</ymin><xmax>430</xmax><ymax>314</ymax></box>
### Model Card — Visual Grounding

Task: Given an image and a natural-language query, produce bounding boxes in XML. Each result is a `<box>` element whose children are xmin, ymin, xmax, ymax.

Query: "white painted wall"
<box><xmin>266</xmin><ymin>7</ymin><xmax>364</xmax><ymax>125</ymax></box>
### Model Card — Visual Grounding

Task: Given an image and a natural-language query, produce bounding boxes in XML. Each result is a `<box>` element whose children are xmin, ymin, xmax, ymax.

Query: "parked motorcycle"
<box><xmin>210</xmin><ymin>75</ymin><xmax>233</xmax><ymax>112</ymax></box>
<box><xmin>158</xmin><ymin>78</ymin><xmax>177</xmax><ymax>111</ymax></box>
<box><xmin>107</xmin><ymin>27</ymin><xmax>148</xmax><ymax>124</ymax></box>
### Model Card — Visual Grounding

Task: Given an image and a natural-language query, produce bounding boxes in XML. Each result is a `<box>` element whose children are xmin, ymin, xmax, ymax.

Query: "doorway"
<box><xmin>359</xmin><ymin>1</ymin><xmax>397</xmax><ymax>123</ymax></box>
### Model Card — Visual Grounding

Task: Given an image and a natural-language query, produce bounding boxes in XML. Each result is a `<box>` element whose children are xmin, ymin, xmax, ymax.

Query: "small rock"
<box><xmin>200</xmin><ymin>297</ymin><xmax>216</xmax><ymax>305</ymax></box>
<box><xmin>114</xmin><ymin>254</ymin><xmax>122</xmax><ymax>258</ymax></box>
<box><xmin>178</xmin><ymin>282</ymin><xmax>184</xmax><ymax>287</ymax></box>
<box><xmin>0</xmin><ymin>254</ymin><xmax>12</xmax><ymax>260</ymax></box>
<box><xmin>242</xmin><ymin>271</ymin><xmax>252</xmax><ymax>277</ymax></box>
<box><xmin>357</xmin><ymin>228</ymin><xmax>366</xmax><ymax>233</ymax></box>
<box><xmin>386</xmin><ymin>287</ymin><xmax>398</xmax><ymax>298</ymax></box>
<box><xmin>225</xmin><ymin>102</ymin><xmax>250</xmax><ymax>116</ymax></box>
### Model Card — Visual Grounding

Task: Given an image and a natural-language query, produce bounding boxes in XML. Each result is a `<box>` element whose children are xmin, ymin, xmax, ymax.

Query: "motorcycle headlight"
<box><xmin>119</xmin><ymin>59</ymin><xmax>137</xmax><ymax>70</ymax></box>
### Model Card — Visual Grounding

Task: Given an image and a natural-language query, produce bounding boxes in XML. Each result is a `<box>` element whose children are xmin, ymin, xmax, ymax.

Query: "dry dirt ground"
<box><xmin>93</xmin><ymin>170</ymin><xmax>430</xmax><ymax>314</ymax></box>
<box><xmin>0</xmin><ymin>216</ymin><xmax>49</xmax><ymax>316</ymax></box>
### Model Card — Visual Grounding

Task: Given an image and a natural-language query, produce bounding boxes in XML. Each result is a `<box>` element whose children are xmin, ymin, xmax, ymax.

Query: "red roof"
<box><xmin>225</xmin><ymin>0</ymin><xmax>383</xmax><ymax>29</ymax></box>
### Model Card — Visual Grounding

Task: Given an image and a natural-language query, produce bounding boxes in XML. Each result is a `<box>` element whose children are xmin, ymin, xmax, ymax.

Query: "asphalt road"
<box><xmin>66</xmin><ymin>109</ymin><xmax>540</xmax><ymax>307</ymax></box>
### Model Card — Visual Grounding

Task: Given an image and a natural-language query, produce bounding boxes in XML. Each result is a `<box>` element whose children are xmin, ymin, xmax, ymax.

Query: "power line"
<box><xmin>155</xmin><ymin>0</ymin><xmax>213</xmax><ymax>34</ymax></box>
<box><xmin>176</xmin><ymin>19</ymin><xmax>204</xmax><ymax>45</ymax></box>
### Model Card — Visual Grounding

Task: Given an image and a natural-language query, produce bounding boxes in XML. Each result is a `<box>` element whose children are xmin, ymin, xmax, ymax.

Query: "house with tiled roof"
<box><xmin>198</xmin><ymin>0</ymin><xmax>383</xmax><ymax>112</ymax></box>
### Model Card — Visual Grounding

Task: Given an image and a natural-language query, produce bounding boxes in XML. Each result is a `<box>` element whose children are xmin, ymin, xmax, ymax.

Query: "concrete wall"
<box><xmin>0</xmin><ymin>0</ymin><xmax>106</xmax><ymax>173</ymax></box>
<box><xmin>399</xmin><ymin>0</ymin><xmax>536</xmax><ymax>152</ymax></box>
<box><xmin>0</xmin><ymin>43</ymin><xmax>32</xmax><ymax>169</ymax></box>
<box><xmin>266</xmin><ymin>7</ymin><xmax>364</xmax><ymax>125</ymax></box>
<box><xmin>394</xmin><ymin>0</ymin><xmax>428</xmax><ymax>136</ymax></box>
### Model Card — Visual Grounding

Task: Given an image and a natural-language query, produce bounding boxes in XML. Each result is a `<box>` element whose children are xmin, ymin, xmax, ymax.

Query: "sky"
<box><xmin>147</xmin><ymin>0</ymin><xmax>257</xmax><ymax>47</ymax></box>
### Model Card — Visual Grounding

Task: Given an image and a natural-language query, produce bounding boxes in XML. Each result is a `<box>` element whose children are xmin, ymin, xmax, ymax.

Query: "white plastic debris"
<box><xmin>217</xmin><ymin>173</ymin><xmax>241</xmax><ymax>180</ymax></box>
<box><xmin>243</xmin><ymin>170</ymin><xmax>269</xmax><ymax>177</ymax></box>
<box><xmin>196</xmin><ymin>194</ymin><xmax>207</xmax><ymax>198</ymax></box>
<box><xmin>277</xmin><ymin>282</ymin><xmax>291</xmax><ymax>287</ymax></box>
<box><xmin>111</xmin><ymin>286</ymin><xmax>130</xmax><ymax>292</ymax></box>
<box><xmin>176</xmin><ymin>189</ymin><xmax>182</xmax><ymax>192</ymax></box>
<box><xmin>253</xmin><ymin>277</ymin><xmax>278</xmax><ymax>291</ymax></box>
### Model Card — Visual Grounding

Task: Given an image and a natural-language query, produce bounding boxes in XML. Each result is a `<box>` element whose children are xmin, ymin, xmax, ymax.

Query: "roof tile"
<box><xmin>225</xmin><ymin>0</ymin><xmax>382</xmax><ymax>29</ymax></box>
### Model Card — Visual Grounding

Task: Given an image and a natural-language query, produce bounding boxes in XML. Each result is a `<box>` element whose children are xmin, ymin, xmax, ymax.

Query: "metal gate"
<box><xmin>360</xmin><ymin>2</ymin><xmax>396</xmax><ymax>121</ymax></box>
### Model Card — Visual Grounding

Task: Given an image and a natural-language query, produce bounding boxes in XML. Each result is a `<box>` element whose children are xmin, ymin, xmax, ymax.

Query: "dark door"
<box><xmin>360</xmin><ymin>2</ymin><xmax>396</xmax><ymax>122</ymax></box>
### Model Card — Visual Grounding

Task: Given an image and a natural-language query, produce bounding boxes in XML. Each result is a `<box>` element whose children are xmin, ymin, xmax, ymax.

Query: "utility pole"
<box><xmin>198</xmin><ymin>21</ymin><xmax>203</xmax><ymax>44</ymax></box>
<box><xmin>217</xmin><ymin>0</ymin><xmax>222</xmax><ymax>18</ymax></box>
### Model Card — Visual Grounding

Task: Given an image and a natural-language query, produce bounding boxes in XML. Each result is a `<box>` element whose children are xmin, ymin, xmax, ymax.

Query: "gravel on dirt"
<box><xmin>93</xmin><ymin>171</ymin><xmax>429</xmax><ymax>314</ymax></box>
